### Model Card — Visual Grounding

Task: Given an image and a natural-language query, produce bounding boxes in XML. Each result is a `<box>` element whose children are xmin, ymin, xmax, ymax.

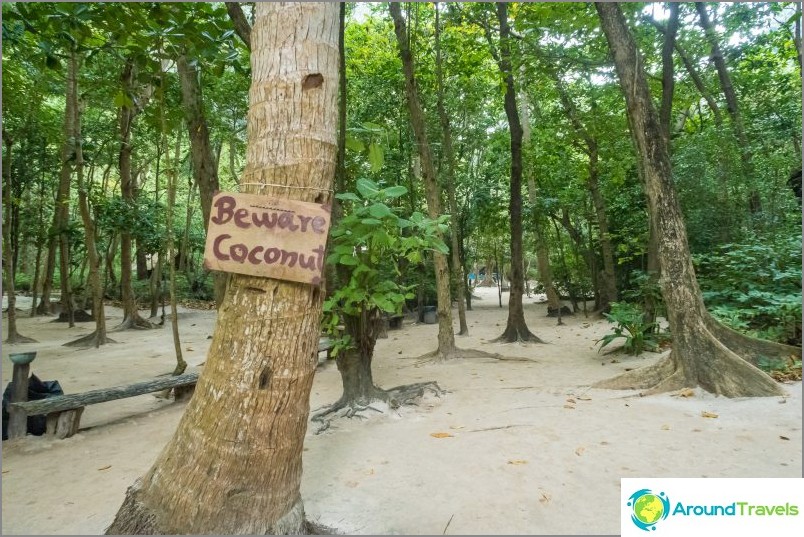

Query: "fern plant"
<box><xmin>597</xmin><ymin>302</ymin><xmax>668</xmax><ymax>356</ymax></box>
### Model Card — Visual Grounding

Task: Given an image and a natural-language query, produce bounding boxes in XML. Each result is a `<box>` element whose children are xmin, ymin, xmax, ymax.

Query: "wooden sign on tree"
<box><xmin>203</xmin><ymin>191</ymin><xmax>331</xmax><ymax>286</ymax></box>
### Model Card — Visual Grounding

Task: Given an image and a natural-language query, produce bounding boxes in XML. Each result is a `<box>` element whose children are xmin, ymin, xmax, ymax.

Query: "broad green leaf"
<box><xmin>368</xmin><ymin>203</ymin><xmax>392</xmax><ymax>219</ymax></box>
<box><xmin>356</xmin><ymin>178</ymin><xmax>380</xmax><ymax>198</ymax></box>
<box><xmin>383</xmin><ymin>185</ymin><xmax>407</xmax><ymax>198</ymax></box>
<box><xmin>368</xmin><ymin>143</ymin><xmax>384</xmax><ymax>172</ymax></box>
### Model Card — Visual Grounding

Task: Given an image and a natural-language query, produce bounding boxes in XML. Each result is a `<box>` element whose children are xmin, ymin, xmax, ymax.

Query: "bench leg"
<box><xmin>46</xmin><ymin>408</ymin><xmax>84</xmax><ymax>439</ymax></box>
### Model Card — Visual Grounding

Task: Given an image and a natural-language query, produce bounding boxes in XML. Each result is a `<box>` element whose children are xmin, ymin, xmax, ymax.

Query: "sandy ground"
<box><xmin>1</xmin><ymin>287</ymin><xmax>801</xmax><ymax>535</ymax></box>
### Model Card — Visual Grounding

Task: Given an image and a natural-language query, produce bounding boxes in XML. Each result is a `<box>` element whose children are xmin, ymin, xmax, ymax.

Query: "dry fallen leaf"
<box><xmin>610</xmin><ymin>359</ymin><xmax>620</xmax><ymax>364</ymax></box>
<box><xmin>366</xmin><ymin>468</ymin><xmax>375</xmax><ymax>476</ymax></box>
<box><xmin>780</xmin><ymin>436</ymin><xmax>790</xmax><ymax>441</ymax></box>
<box><xmin>677</xmin><ymin>388</ymin><xmax>695</xmax><ymax>398</ymax></box>
<box><xmin>430</xmin><ymin>432</ymin><xmax>454</xmax><ymax>438</ymax></box>
<box><xmin>539</xmin><ymin>492</ymin><xmax>552</xmax><ymax>504</ymax></box>
<box><xmin>661</xmin><ymin>424</ymin><xmax>671</xmax><ymax>431</ymax></box>
<box><xmin>185</xmin><ymin>347</ymin><xmax>194</xmax><ymax>352</ymax></box>
<box><xmin>701</xmin><ymin>411</ymin><xmax>719</xmax><ymax>419</ymax></box>
<box><xmin>577</xmin><ymin>396</ymin><xmax>592</xmax><ymax>401</ymax></box>
<box><xmin>97</xmin><ymin>465</ymin><xmax>112</xmax><ymax>471</ymax></box>
<box><xmin>563</xmin><ymin>404</ymin><xmax>575</xmax><ymax>409</ymax></box>
<box><xmin>449</xmin><ymin>425</ymin><xmax>465</xmax><ymax>430</ymax></box>
<box><xmin>575</xmin><ymin>447</ymin><xmax>585</xmax><ymax>456</ymax></box>
<box><xmin>566</xmin><ymin>397</ymin><xmax>577</xmax><ymax>404</ymax></box>
<box><xmin>507</xmin><ymin>459</ymin><xmax>528</xmax><ymax>465</ymax></box>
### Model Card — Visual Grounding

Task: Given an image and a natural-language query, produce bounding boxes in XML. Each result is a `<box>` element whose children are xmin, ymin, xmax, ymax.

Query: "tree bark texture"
<box><xmin>595</xmin><ymin>2</ymin><xmax>786</xmax><ymax>398</ymax></box>
<box><xmin>106</xmin><ymin>4</ymin><xmax>339</xmax><ymax>533</ymax></box>
<box><xmin>493</xmin><ymin>2</ymin><xmax>542</xmax><ymax>343</ymax></box>
<box><xmin>390</xmin><ymin>1</ymin><xmax>457</xmax><ymax>356</ymax></box>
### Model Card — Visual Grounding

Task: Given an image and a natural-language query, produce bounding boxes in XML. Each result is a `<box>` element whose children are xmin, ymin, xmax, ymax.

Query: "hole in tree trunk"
<box><xmin>259</xmin><ymin>367</ymin><xmax>272</xmax><ymax>389</ymax></box>
<box><xmin>302</xmin><ymin>73</ymin><xmax>324</xmax><ymax>90</ymax></box>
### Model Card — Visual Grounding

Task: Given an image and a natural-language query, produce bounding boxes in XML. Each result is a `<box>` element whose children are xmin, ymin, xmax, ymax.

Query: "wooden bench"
<box><xmin>7</xmin><ymin>373</ymin><xmax>199</xmax><ymax>440</ymax></box>
<box><xmin>9</xmin><ymin>336</ymin><xmax>336</xmax><ymax>440</ymax></box>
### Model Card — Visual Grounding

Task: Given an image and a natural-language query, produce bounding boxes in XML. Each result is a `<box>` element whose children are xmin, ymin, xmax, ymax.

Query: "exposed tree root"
<box><xmin>493</xmin><ymin>325</ymin><xmax>545</xmax><ymax>344</ymax></box>
<box><xmin>311</xmin><ymin>381</ymin><xmax>444</xmax><ymax>433</ymax></box>
<box><xmin>64</xmin><ymin>331</ymin><xmax>117</xmax><ymax>348</ymax></box>
<box><xmin>112</xmin><ymin>313</ymin><xmax>159</xmax><ymax>332</ymax></box>
<box><xmin>4</xmin><ymin>333</ymin><xmax>38</xmax><ymax>344</ymax></box>
<box><xmin>594</xmin><ymin>323</ymin><xmax>787</xmax><ymax>398</ymax></box>
<box><xmin>704</xmin><ymin>314</ymin><xmax>801</xmax><ymax>366</ymax></box>
<box><xmin>411</xmin><ymin>347</ymin><xmax>505</xmax><ymax>363</ymax></box>
<box><xmin>107</xmin><ymin>484</ymin><xmax>322</xmax><ymax>534</ymax></box>
<box><xmin>593</xmin><ymin>353</ymin><xmax>676</xmax><ymax>391</ymax></box>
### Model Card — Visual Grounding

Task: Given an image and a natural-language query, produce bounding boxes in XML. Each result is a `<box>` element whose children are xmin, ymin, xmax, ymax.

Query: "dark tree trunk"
<box><xmin>695</xmin><ymin>2</ymin><xmax>758</xmax><ymax>213</ymax></box>
<box><xmin>434</xmin><ymin>2</ymin><xmax>468</xmax><ymax>336</ymax></box>
<box><xmin>57</xmin><ymin>51</ymin><xmax>79</xmax><ymax>328</ymax></box>
<box><xmin>492</xmin><ymin>2</ymin><xmax>542</xmax><ymax>343</ymax></box>
<box><xmin>66</xmin><ymin>82</ymin><xmax>113</xmax><ymax>349</ymax></box>
<box><xmin>659</xmin><ymin>3</ymin><xmax>679</xmax><ymax>143</ymax></box>
<box><xmin>546</xmin><ymin>67</ymin><xmax>616</xmax><ymax>312</ymax></box>
<box><xmin>176</xmin><ymin>54</ymin><xmax>227</xmax><ymax>307</ymax></box>
<box><xmin>115</xmin><ymin>58</ymin><xmax>155</xmax><ymax>332</ymax></box>
<box><xmin>390</xmin><ymin>1</ymin><xmax>457</xmax><ymax>358</ymax></box>
<box><xmin>36</xmin><ymin>224</ymin><xmax>57</xmax><ymax>315</ymax></box>
<box><xmin>595</xmin><ymin>2</ymin><xmax>792</xmax><ymax>398</ymax></box>
<box><xmin>2</xmin><ymin>130</ymin><xmax>36</xmax><ymax>343</ymax></box>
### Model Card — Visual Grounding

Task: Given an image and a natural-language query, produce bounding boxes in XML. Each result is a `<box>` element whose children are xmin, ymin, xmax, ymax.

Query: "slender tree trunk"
<box><xmin>390</xmin><ymin>1</ymin><xmax>457</xmax><ymax>357</ymax></box>
<box><xmin>66</xmin><ymin>87</ymin><xmax>112</xmax><ymax>348</ymax></box>
<box><xmin>30</xmin><ymin>148</ymin><xmax>48</xmax><ymax>316</ymax></box>
<box><xmin>695</xmin><ymin>2</ymin><xmax>759</xmax><ymax>213</ymax></box>
<box><xmin>165</xmin><ymin>125</ymin><xmax>186</xmax><ymax>376</ymax></box>
<box><xmin>520</xmin><ymin>76</ymin><xmax>561</xmax><ymax>317</ymax></box>
<box><xmin>2</xmin><ymin>130</ymin><xmax>36</xmax><ymax>343</ymax></box>
<box><xmin>491</xmin><ymin>2</ymin><xmax>542</xmax><ymax>343</ymax></box>
<box><xmin>106</xmin><ymin>5</ymin><xmax>340</xmax><ymax>533</ymax></box>
<box><xmin>36</xmin><ymin>224</ymin><xmax>57</xmax><ymax>315</ymax></box>
<box><xmin>434</xmin><ymin>2</ymin><xmax>468</xmax><ymax>336</ymax></box>
<box><xmin>595</xmin><ymin>2</ymin><xmax>790</xmax><ymax>398</ymax></box>
<box><xmin>115</xmin><ymin>58</ymin><xmax>154</xmax><ymax>331</ymax></box>
<box><xmin>56</xmin><ymin>52</ymin><xmax>81</xmax><ymax>327</ymax></box>
<box><xmin>176</xmin><ymin>54</ymin><xmax>227</xmax><ymax>306</ymax></box>
<box><xmin>659</xmin><ymin>3</ymin><xmax>679</xmax><ymax>144</ymax></box>
<box><xmin>587</xmin><ymin>145</ymin><xmax>617</xmax><ymax>311</ymax></box>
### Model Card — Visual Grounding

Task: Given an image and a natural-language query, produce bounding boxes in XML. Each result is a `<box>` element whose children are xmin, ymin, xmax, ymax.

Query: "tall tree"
<box><xmin>114</xmin><ymin>57</ymin><xmax>156</xmax><ymax>331</ymax></box>
<box><xmin>434</xmin><ymin>2</ymin><xmax>469</xmax><ymax>336</ymax></box>
<box><xmin>176</xmin><ymin>54</ymin><xmax>226</xmax><ymax>305</ymax></box>
<box><xmin>488</xmin><ymin>2</ymin><xmax>543</xmax><ymax>342</ymax></box>
<box><xmin>389</xmin><ymin>1</ymin><xmax>458</xmax><ymax>358</ymax></box>
<box><xmin>544</xmin><ymin>65</ymin><xmax>618</xmax><ymax>312</ymax></box>
<box><xmin>695</xmin><ymin>2</ymin><xmax>759</xmax><ymax>213</ymax></box>
<box><xmin>2</xmin><ymin>130</ymin><xmax>36</xmax><ymax>344</ymax></box>
<box><xmin>65</xmin><ymin>70</ymin><xmax>112</xmax><ymax>348</ymax></box>
<box><xmin>106</xmin><ymin>3</ymin><xmax>339</xmax><ymax>533</ymax></box>
<box><xmin>594</xmin><ymin>2</ymin><xmax>796</xmax><ymax>397</ymax></box>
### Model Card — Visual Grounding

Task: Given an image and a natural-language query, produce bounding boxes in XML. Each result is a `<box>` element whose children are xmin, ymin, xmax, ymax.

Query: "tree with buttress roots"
<box><xmin>106</xmin><ymin>3</ymin><xmax>338</xmax><ymax>533</ymax></box>
<box><xmin>594</xmin><ymin>2</ymin><xmax>800</xmax><ymax>398</ymax></box>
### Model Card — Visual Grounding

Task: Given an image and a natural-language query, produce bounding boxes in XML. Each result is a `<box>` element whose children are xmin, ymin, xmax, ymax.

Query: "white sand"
<box><xmin>2</xmin><ymin>287</ymin><xmax>801</xmax><ymax>534</ymax></box>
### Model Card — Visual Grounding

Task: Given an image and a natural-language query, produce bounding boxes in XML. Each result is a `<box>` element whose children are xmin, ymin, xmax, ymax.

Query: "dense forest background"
<box><xmin>2</xmin><ymin>2</ymin><xmax>801</xmax><ymax>351</ymax></box>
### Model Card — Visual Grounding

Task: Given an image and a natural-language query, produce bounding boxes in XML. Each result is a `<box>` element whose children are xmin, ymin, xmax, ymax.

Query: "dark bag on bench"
<box><xmin>2</xmin><ymin>375</ymin><xmax>64</xmax><ymax>440</ymax></box>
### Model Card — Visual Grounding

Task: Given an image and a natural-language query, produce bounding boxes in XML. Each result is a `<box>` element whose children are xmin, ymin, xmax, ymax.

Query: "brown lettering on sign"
<box><xmin>203</xmin><ymin>192</ymin><xmax>331</xmax><ymax>285</ymax></box>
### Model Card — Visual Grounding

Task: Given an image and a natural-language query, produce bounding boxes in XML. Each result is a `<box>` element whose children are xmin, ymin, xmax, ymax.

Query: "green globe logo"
<box><xmin>627</xmin><ymin>489</ymin><xmax>670</xmax><ymax>531</ymax></box>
